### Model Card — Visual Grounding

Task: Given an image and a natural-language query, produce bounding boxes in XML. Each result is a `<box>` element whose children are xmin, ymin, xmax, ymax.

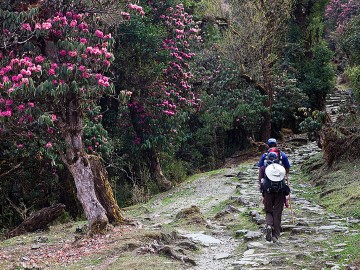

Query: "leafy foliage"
<box><xmin>298</xmin><ymin>44</ymin><xmax>336</xmax><ymax>109</ymax></box>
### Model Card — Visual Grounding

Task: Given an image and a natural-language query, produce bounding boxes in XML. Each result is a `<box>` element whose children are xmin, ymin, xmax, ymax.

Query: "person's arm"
<box><xmin>258</xmin><ymin>167</ymin><xmax>263</xmax><ymax>190</ymax></box>
<box><xmin>258</xmin><ymin>154</ymin><xmax>265</xmax><ymax>191</ymax></box>
<box><xmin>281</xmin><ymin>152</ymin><xmax>290</xmax><ymax>182</ymax></box>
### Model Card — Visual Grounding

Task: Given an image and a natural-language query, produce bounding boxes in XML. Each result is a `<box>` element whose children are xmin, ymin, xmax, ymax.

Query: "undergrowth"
<box><xmin>300</xmin><ymin>153</ymin><xmax>360</xmax><ymax>219</ymax></box>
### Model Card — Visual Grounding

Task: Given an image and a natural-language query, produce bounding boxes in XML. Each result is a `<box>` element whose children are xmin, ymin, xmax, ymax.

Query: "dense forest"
<box><xmin>0</xmin><ymin>0</ymin><xmax>359</xmax><ymax>235</ymax></box>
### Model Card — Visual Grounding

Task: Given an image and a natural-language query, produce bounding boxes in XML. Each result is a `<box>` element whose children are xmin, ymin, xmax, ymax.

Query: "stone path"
<box><xmin>138</xmin><ymin>138</ymin><xmax>359</xmax><ymax>269</ymax></box>
<box><xmin>134</xmin><ymin>86</ymin><xmax>360</xmax><ymax>270</ymax></box>
<box><xmin>183</xmin><ymin>141</ymin><xmax>358</xmax><ymax>270</ymax></box>
<box><xmin>325</xmin><ymin>88</ymin><xmax>356</xmax><ymax>123</ymax></box>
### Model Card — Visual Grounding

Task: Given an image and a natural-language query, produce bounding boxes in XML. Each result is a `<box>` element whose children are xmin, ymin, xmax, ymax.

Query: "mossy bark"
<box><xmin>89</xmin><ymin>155</ymin><xmax>125</xmax><ymax>224</ymax></box>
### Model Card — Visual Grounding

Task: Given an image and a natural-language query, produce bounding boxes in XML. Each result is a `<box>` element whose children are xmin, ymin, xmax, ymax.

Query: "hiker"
<box><xmin>257</xmin><ymin>138</ymin><xmax>291</xmax><ymax>243</ymax></box>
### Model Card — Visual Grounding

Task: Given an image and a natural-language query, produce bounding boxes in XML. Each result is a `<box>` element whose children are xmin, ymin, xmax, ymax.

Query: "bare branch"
<box><xmin>0</xmin><ymin>162</ymin><xmax>23</xmax><ymax>178</ymax></box>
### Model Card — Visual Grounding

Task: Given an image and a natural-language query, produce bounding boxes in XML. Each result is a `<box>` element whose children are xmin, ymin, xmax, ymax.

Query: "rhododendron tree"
<box><xmin>113</xmin><ymin>1</ymin><xmax>201</xmax><ymax>191</ymax></box>
<box><xmin>0</xmin><ymin>0</ymin><xmax>143</xmax><ymax>232</ymax></box>
<box><xmin>325</xmin><ymin>0</ymin><xmax>360</xmax><ymax>32</ymax></box>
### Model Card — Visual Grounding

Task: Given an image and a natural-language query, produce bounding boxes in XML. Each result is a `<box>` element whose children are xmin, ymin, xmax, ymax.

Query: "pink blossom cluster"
<box><xmin>0</xmin><ymin>56</ymin><xmax>43</xmax><ymax>93</ymax></box>
<box><xmin>128</xmin><ymin>3</ymin><xmax>145</xmax><ymax>15</ymax></box>
<box><xmin>154</xmin><ymin>3</ymin><xmax>202</xmax><ymax>115</ymax></box>
<box><xmin>0</xmin><ymin>9</ymin><xmax>115</xmax><ymax>154</ymax></box>
<box><xmin>326</xmin><ymin>0</ymin><xmax>360</xmax><ymax>32</ymax></box>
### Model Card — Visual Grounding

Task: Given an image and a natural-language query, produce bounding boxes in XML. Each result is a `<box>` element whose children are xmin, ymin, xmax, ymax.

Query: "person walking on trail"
<box><xmin>257</xmin><ymin>138</ymin><xmax>291</xmax><ymax>243</ymax></box>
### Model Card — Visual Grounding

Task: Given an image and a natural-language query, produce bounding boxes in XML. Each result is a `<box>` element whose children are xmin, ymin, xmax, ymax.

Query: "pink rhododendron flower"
<box><xmin>1</xmin><ymin>110</ymin><xmax>12</xmax><ymax>117</ymax></box>
<box><xmin>27</xmin><ymin>102</ymin><xmax>34</xmax><ymax>107</ymax></box>
<box><xmin>41</xmin><ymin>22</ymin><xmax>52</xmax><ymax>30</ymax></box>
<box><xmin>21</xmin><ymin>78</ymin><xmax>29</xmax><ymax>85</ymax></box>
<box><xmin>73</xmin><ymin>13</ymin><xmax>83</xmax><ymax>20</ymax></box>
<box><xmin>69</xmin><ymin>20</ymin><xmax>77</xmax><ymax>27</ymax></box>
<box><xmin>53</xmin><ymin>16</ymin><xmax>61</xmax><ymax>22</ymax></box>
<box><xmin>48</xmin><ymin>69</ymin><xmax>56</xmax><ymax>75</ymax></box>
<box><xmin>79</xmin><ymin>38</ymin><xmax>87</xmax><ymax>44</ymax></box>
<box><xmin>98</xmin><ymin>79</ymin><xmax>109</xmax><ymax>87</ymax></box>
<box><xmin>45</xmin><ymin>142</ymin><xmax>52</xmax><ymax>148</ymax></box>
<box><xmin>51</xmin><ymin>114</ymin><xmax>57</xmax><ymax>121</ymax></box>
<box><xmin>11</xmin><ymin>75</ymin><xmax>21</xmax><ymax>82</ymax></box>
<box><xmin>35</xmin><ymin>55</ymin><xmax>45</xmax><ymax>63</ymax></box>
<box><xmin>81</xmin><ymin>72</ymin><xmax>90</xmax><ymax>78</ymax></box>
<box><xmin>68</xmin><ymin>51</ymin><xmax>77</xmax><ymax>57</ymax></box>
<box><xmin>78</xmin><ymin>23</ymin><xmax>88</xmax><ymax>30</ymax></box>
<box><xmin>95</xmin><ymin>30</ymin><xmax>104</xmax><ymax>38</ymax></box>
<box><xmin>20</xmin><ymin>69</ymin><xmax>28</xmax><ymax>75</ymax></box>
<box><xmin>17</xmin><ymin>144</ymin><xmax>24</xmax><ymax>148</ymax></box>
<box><xmin>59</xmin><ymin>50</ymin><xmax>67</xmax><ymax>56</ymax></box>
<box><xmin>121</xmin><ymin>12</ymin><xmax>131</xmax><ymax>20</ymax></box>
<box><xmin>53</xmin><ymin>30</ymin><xmax>62</xmax><ymax>37</ymax></box>
<box><xmin>103</xmin><ymin>60</ymin><xmax>110</xmax><ymax>67</ymax></box>
<box><xmin>22</xmin><ymin>23</ymin><xmax>32</xmax><ymax>31</ymax></box>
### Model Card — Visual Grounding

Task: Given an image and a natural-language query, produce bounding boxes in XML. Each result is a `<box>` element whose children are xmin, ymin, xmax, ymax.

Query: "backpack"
<box><xmin>264</xmin><ymin>147</ymin><xmax>283</xmax><ymax>166</ymax></box>
<box><xmin>262</xmin><ymin>149</ymin><xmax>290</xmax><ymax>195</ymax></box>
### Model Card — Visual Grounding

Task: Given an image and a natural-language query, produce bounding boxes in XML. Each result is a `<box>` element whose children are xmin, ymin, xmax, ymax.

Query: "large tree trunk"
<box><xmin>89</xmin><ymin>155</ymin><xmax>125</xmax><ymax>223</ymax></box>
<box><xmin>61</xmin><ymin>93</ymin><xmax>108</xmax><ymax>233</ymax></box>
<box><xmin>147</xmin><ymin>148</ymin><xmax>172</xmax><ymax>191</ymax></box>
<box><xmin>67</xmin><ymin>156</ymin><xmax>109</xmax><ymax>232</ymax></box>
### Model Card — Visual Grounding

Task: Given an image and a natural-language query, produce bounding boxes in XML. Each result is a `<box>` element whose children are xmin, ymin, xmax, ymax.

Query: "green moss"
<box><xmin>107</xmin><ymin>254</ymin><xmax>183</xmax><ymax>270</ymax></box>
<box><xmin>298</xmin><ymin>158</ymin><xmax>360</xmax><ymax>219</ymax></box>
<box><xmin>314</xmin><ymin>228</ymin><xmax>360</xmax><ymax>268</ymax></box>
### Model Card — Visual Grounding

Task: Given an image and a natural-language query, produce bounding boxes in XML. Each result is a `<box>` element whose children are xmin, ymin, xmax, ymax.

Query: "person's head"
<box><xmin>267</xmin><ymin>138</ymin><xmax>277</xmax><ymax>147</ymax></box>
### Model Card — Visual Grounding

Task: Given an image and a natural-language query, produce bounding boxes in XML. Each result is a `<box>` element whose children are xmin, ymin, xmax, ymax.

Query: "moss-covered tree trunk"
<box><xmin>146</xmin><ymin>148</ymin><xmax>172</xmax><ymax>191</ymax></box>
<box><xmin>89</xmin><ymin>155</ymin><xmax>124</xmax><ymax>223</ymax></box>
<box><xmin>61</xmin><ymin>93</ymin><xmax>108</xmax><ymax>233</ymax></box>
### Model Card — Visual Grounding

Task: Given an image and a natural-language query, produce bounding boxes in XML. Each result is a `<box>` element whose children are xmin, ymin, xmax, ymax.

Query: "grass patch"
<box><xmin>299</xmin><ymin>154</ymin><xmax>360</xmax><ymax>218</ymax></box>
<box><xmin>205</xmin><ymin>199</ymin><xmax>232</xmax><ymax>218</ymax></box>
<box><xmin>228</xmin><ymin>212</ymin><xmax>258</xmax><ymax>232</ymax></box>
<box><xmin>107</xmin><ymin>254</ymin><xmax>183</xmax><ymax>270</ymax></box>
<box><xmin>314</xmin><ymin>227</ymin><xmax>360</xmax><ymax>269</ymax></box>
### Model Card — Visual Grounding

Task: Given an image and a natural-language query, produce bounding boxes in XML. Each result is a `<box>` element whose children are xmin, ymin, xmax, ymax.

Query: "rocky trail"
<box><xmin>129</xmin><ymin>89</ymin><xmax>360</xmax><ymax>270</ymax></box>
<box><xmin>135</xmin><ymin>139</ymin><xmax>358</xmax><ymax>270</ymax></box>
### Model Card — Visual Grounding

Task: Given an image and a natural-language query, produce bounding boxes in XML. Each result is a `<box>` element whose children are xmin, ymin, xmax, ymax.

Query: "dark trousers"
<box><xmin>264</xmin><ymin>191</ymin><xmax>284</xmax><ymax>239</ymax></box>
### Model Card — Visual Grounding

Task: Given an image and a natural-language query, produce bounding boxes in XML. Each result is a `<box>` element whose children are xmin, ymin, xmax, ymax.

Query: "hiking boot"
<box><xmin>265</xmin><ymin>225</ymin><xmax>272</xmax><ymax>242</ymax></box>
<box><xmin>272</xmin><ymin>236</ymin><xmax>282</xmax><ymax>245</ymax></box>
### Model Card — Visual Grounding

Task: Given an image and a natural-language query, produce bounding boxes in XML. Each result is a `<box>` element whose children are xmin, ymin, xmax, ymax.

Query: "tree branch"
<box><xmin>0</xmin><ymin>162</ymin><xmax>23</xmax><ymax>178</ymax></box>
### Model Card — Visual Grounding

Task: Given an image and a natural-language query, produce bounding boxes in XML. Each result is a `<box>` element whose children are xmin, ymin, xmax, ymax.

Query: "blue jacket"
<box><xmin>258</xmin><ymin>151</ymin><xmax>291</xmax><ymax>169</ymax></box>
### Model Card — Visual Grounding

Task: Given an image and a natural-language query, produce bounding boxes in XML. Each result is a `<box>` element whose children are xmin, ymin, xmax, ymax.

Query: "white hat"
<box><xmin>265</xmin><ymin>163</ymin><xmax>286</xmax><ymax>182</ymax></box>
